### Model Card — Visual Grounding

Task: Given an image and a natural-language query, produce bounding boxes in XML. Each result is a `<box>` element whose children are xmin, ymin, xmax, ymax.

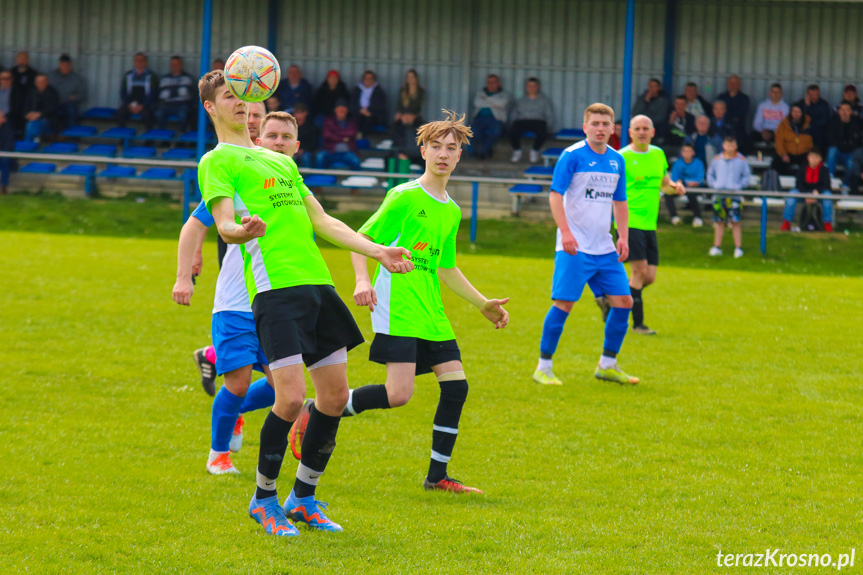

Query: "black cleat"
<box><xmin>193</xmin><ymin>347</ymin><xmax>216</xmax><ymax>396</ymax></box>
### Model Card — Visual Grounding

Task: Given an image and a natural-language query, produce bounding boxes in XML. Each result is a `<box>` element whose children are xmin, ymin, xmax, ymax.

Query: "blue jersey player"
<box><xmin>533</xmin><ymin>103</ymin><xmax>639</xmax><ymax>386</ymax></box>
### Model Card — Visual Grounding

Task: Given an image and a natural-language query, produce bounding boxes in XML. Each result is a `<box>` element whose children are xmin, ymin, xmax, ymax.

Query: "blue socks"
<box><xmin>211</xmin><ymin>386</ymin><xmax>245</xmax><ymax>452</ymax></box>
<box><xmin>240</xmin><ymin>377</ymin><xmax>275</xmax><ymax>414</ymax></box>
<box><xmin>540</xmin><ymin>305</ymin><xmax>570</xmax><ymax>357</ymax></box>
<box><xmin>603</xmin><ymin>307</ymin><xmax>630</xmax><ymax>356</ymax></box>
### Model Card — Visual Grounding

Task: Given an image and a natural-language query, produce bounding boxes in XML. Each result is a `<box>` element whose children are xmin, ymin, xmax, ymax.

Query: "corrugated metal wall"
<box><xmin>1</xmin><ymin>0</ymin><xmax>861</xmax><ymax>128</ymax></box>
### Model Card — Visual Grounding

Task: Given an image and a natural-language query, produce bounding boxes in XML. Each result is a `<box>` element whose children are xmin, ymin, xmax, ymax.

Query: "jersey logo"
<box><xmin>585</xmin><ymin>188</ymin><xmax>615</xmax><ymax>200</ymax></box>
<box><xmin>263</xmin><ymin>177</ymin><xmax>292</xmax><ymax>190</ymax></box>
<box><xmin>413</xmin><ymin>241</ymin><xmax>429</xmax><ymax>251</ymax></box>
<box><xmin>609</xmin><ymin>160</ymin><xmax>619</xmax><ymax>171</ymax></box>
<box><xmin>264</xmin><ymin>177</ymin><xmax>276</xmax><ymax>189</ymax></box>
<box><xmin>417</xmin><ymin>209</ymin><xmax>427</xmax><ymax>218</ymax></box>
<box><xmin>589</xmin><ymin>161</ymin><xmax>597</xmax><ymax>166</ymax></box>
<box><xmin>245</xmin><ymin>155</ymin><xmax>254</xmax><ymax>162</ymax></box>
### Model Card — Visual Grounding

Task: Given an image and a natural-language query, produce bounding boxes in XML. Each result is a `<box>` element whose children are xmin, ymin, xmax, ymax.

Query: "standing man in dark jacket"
<box><xmin>23</xmin><ymin>75</ymin><xmax>60</xmax><ymax>142</ymax></box>
<box><xmin>825</xmin><ymin>102</ymin><xmax>862</xmax><ymax>192</ymax></box>
<box><xmin>717</xmin><ymin>74</ymin><xmax>750</xmax><ymax>148</ymax></box>
<box><xmin>117</xmin><ymin>52</ymin><xmax>158</xmax><ymax>130</ymax></box>
<box><xmin>797</xmin><ymin>84</ymin><xmax>833</xmax><ymax>151</ymax></box>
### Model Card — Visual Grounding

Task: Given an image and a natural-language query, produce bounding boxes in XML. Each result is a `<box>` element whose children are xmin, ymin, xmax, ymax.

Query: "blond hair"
<box><xmin>415</xmin><ymin>109</ymin><xmax>473</xmax><ymax>147</ymax></box>
<box><xmin>261</xmin><ymin>111</ymin><xmax>298</xmax><ymax>134</ymax></box>
<box><xmin>198</xmin><ymin>69</ymin><xmax>224</xmax><ymax>106</ymax></box>
<box><xmin>583</xmin><ymin>103</ymin><xmax>615</xmax><ymax>124</ymax></box>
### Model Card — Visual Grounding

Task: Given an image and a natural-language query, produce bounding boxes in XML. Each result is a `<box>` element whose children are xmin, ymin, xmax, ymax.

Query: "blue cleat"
<box><xmin>249</xmin><ymin>494</ymin><xmax>299</xmax><ymax>537</ymax></box>
<box><xmin>284</xmin><ymin>491</ymin><xmax>343</xmax><ymax>532</ymax></box>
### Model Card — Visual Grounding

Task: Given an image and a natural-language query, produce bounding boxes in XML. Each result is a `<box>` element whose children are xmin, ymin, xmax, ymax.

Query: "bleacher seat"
<box><xmin>61</xmin><ymin>165</ymin><xmax>97</xmax><ymax>176</ymax></box>
<box><xmin>14</xmin><ymin>141</ymin><xmax>39</xmax><ymax>153</ymax></box>
<box><xmin>509</xmin><ymin>183</ymin><xmax>546</xmax><ymax>215</ymax></box>
<box><xmin>541</xmin><ymin>147</ymin><xmax>565</xmax><ymax>166</ymax></box>
<box><xmin>20</xmin><ymin>163</ymin><xmax>57</xmax><ymax>174</ymax></box>
<box><xmin>303</xmin><ymin>174</ymin><xmax>338</xmax><ymax>187</ymax></box>
<box><xmin>371</xmin><ymin>125</ymin><xmax>389</xmax><ymax>134</ymax></box>
<box><xmin>44</xmin><ymin>142</ymin><xmax>79</xmax><ymax>154</ymax></box>
<box><xmin>101</xmin><ymin>127</ymin><xmax>137</xmax><ymax>142</ymax></box>
<box><xmin>123</xmin><ymin>146</ymin><xmax>157</xmax><ymax>158</ymax></box>
<box><xmin>162</xmin><ymin>148</ymin><xmax>195</xmax><ymax>160</ymax></box>
<box><xmin>179</xmin><ymin>130</ymin><xmax>215</xmax><ymax>143</ymax></box>
<box><xmin>139</xmin><ymin>129</ymin><xmax>175</xmax><ymax>141</ymax></box>
<box><xmin>140</xmin><ymin>168</ymin><xmax>177</xmax><ymax>179</ymax></box>
<box><xmin>100</xmin><ymin>166</ymin><xmax>137</xmax><ymax>177</ymax></box>
<box><xmin>356</xmin><ymin>138</ymin><xmax>371</xmax><ymax>150</ymax></box>
<box><xmin>524</xmin><ymin>166</ymin><xmax>555</xmax><ymax>178</ymax></box>
<box><xmin>556</xmin><ymin>128</ymin><xmax>586</xmax><ymax>140</ymax></box>
<box><xmin>61</xmin><ymin>125</ymin><xmax>98</xmax><ymax>138</ymax></box>
<box><xmin>82</xmin><ymin>144</ymin><xmax>118</xmax><ymax>157</ymax></box>
<box><xmin>83</xmin><ymin>107</ymin><xmax>117</xmax><ymax>120</ymax></box>
<box><xmin>361</xmin><ymin>158</ymin><xmax>385</xmax><ymax>170</ymax></box>
<box><xmin>341</xmin><ymin>176</ymin><xmax>379</xmax><ymax>188</ymax></box>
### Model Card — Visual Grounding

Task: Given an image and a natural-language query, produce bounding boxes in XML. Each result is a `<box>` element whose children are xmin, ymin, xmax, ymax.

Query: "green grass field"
<box><xmin>2</xmin><ymin>195</ymin><xmax>862</xmax><ymax>574</ymax></box>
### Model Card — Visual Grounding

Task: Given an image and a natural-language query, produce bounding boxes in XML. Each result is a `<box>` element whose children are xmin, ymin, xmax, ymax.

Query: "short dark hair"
<box><xmin>59</xmin><ymin>54</ymin><xmax>71</xmax><ymax>63</ymax></box>
<box><xmin>675</xmin><ymin>94</ymin><xmax>687</xmax><ymax>102</ymax></box>
<box><xmin>723</xmin><ymin>135</ymin><xmax>738</xmax><ymax>144</ymax></box>
<box><xmin>363</xmin><ymin>69</ymin><xmax>376</xmax><ymax>80</ymax></box>
<box><xmin>170</xmin><ymin>55</ymin><xmax>182</xmax><ymax>61</ymax></box>
<box><xmin>839</xmin><ymin>101</ymin><xmax>853</xmax><ymax>110</ymax></box>
<box><xmin>770</xmin><ymin>82</ymin><xmax>782</xmax><ymax>90</ymax></box>
<box><xmin>134</xmin><ymin>52</ymin><xmax>146</xmax><ymax>59</ymax></box>
<box><xmin>807</xmin><ymin>84</ymin><xmax>820</xmax><ymax>92</ymax></box>
<box><xmin>809</xmin><ymin>147</ymin><xmax>822</xmax><ymax>157</ymax></box>
<box><xmin>681</xmin><ymin>142</ymin><xmax>695</xmax><ymax>150</ymax></box>
<box><xmin>526</xmin><ymin>77</ymin><xmax>539</xmax><ymax>85</ymax></box>
<box><xmin>293</xmin><ymin>102</ymin><xmax>308</xmax><ymax>113</ymax></box>
<box><xmin>685</xmin><ymin>81</ymin><xmax>697</xmax><ymax>88</ymax></box>
<box><xmin>487</xmin><ymin>74</ymin><xmax>500</xmax><ymax>81</ymax></box>
<box><xmin>649</xmin><ymin>78</ymin><xmax>662</xmax><ymax>86</ymax></box>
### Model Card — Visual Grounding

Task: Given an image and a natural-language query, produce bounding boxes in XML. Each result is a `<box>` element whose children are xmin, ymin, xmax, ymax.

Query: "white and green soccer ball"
<box><xmin>224</xmin><ymin>45</ymin><xmax>281</xmax><ymax>103</ymax></box>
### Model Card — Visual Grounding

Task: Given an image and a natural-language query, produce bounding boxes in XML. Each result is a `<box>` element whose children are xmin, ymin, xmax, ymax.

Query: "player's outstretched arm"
<box><xmin>438</xmin><ymin>266</ymin><xmax>510</xmax><ymax>329</ymax></box>
<box><xmin>210</xmin><ymin>197</ymin><xmax>266</xmax><ymax>245</ymax></box>
<box><xmin>351</xmin><ymin>247</ymin><xmax>377</xmax><ymax>311</ymax></box>
<box><xmin>612</xmin><ymin>200</ymin><xmax>630</xmax><ymax>263</ymax></box>
<box><xmin>304</xmin><ymin>195</ymin><xmax>414</xmax><ymax>274</ymax></box>
<box><xmin>662</xmin><ymin>174</ymin><xmax>686</xmax><ymax>195</ymax></box>
<box><xmin>549</xmin><ymin>191</ymin><xmax>578</xmax><ymax>255</ymax></box>
<box><xmin>172</xmin><ymin>216</ymin><xmax>208</xmax><ymax>306</ymax></box>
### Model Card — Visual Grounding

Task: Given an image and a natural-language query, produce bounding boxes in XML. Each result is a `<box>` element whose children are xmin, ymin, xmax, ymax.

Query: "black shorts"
<box><xmin>627</xmin><ymin>228</ymin><xmax>659</xmax><ymax>266</ymax></box>
<box><xmin>369</xmin><ymin>334</ymin><xmax>461</xmax><ymax>376</ymax></box>
<box><xmin>251</xmin><ymin>285</ymin><xmax>364</xmax><ymax>367</ymax></box>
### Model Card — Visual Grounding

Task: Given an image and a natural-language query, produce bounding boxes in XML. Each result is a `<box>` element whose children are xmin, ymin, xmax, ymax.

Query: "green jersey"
<box><xmin>198</xmin><ymin>144</ymin><xmax>333</xmax><ymax>303</ymax></box>
<box><xmin>621</xmin><ymin>145</ymin><xmax>668</xmax><ymax>231</ymax></box>
<box><xmin>359</xmin><ymin>180</ymin><xmax>461</xmax><ymax>341</ymax></box>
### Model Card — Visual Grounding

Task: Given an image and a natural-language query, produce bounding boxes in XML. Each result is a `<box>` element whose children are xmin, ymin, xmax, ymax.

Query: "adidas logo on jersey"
<box><xmin>245</xmin><ymin>155</ymin><xmax>254</xmax><ymax>161</ymax></box>
<box><xmin>417</xmin><ymin>209</ymin><xmax>427</xmax><ymax>218</ymax></box>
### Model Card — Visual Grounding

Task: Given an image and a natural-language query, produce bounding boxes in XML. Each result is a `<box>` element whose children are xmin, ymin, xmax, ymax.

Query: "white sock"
<box><xmin>599</xmin><ymin>355</ymin><xmax>616</xmax><ymax>369</ymax></box>
<box><xmin>208</xmin><ymin>449</ymin><xmax>227</xmax><ymax>461</ymax></box>
<box><xmin>538</xmin><ymin>358</ymin><xmax>553</xmax><ymax>371</ymax></box>
<box><xmin>256</xmin><ymin>468</ymin><xmax>277</xmax><ymax>492</ymax></box>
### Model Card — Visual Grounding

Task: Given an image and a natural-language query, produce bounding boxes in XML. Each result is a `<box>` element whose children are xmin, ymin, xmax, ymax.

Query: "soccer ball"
<box><xmin>224</xmin><ymin>46</ymin><xmax>280</xmax><ymax>103</ymax></box>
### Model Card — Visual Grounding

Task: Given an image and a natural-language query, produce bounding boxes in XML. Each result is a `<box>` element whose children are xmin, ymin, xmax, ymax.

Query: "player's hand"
<box><xmin>241</xmin><ymin>215</ymin><xmax>266</xmax><ymax>238</ymax></box>
<box><xmin>192</xmin><ymin>251</ymin><xmax>203</xmax><ymax>276</ymax></box>
<box><xmin>675</xmin><ymin>181</ymin><xmax>687</xmax><ymax>195</ymax></box>
<box><xmin>378</xmin><ymin>246</ymin><xmax>413</xmax><ymax>274</ymax></box>
<box><xmin>561</xmin><ymin>230</ymin><xmax>578</xmax><ymax>255</ymax></box>
<box><xmin>354</xmin><ymin>279</ymin><xmax>377</xmax><ymax>312</ymax></box>
<box><xmin>481</xmin><ymin>297</ymin><xmax>510</xmax><ymax>329</ymax></box>
<box><xmin>616</xmin><ymin>238</ymin><xmax>629</xmax><ymax>263</ymax></box>
<box><xmin>172</xmin><ymin>278</ymin><xmax>194</xmax><ymax>306</ymax></box>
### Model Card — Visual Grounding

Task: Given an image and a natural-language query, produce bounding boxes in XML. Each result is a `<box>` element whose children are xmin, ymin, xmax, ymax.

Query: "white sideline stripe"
<box><xmin>270</xmin><ymin>354</ymin><xmax>303</xmax><ymax>370</ymax></box>
<box><xmin>432</xmin><ymin>425</ymin><xmax>459</xmax><ymax>435</ymax></box>
<box><xmin>430</xmin><ymin>450</ymin><xmax>451</xmax><ymax>463</ymax></box>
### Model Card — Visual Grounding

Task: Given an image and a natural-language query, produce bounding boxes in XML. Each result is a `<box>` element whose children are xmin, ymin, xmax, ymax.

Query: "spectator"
<box><xmin>684</xmin><ymin>82</ymin><xmax>711</xmax><ymax>119</ymax></box>
<box><xmin>11</xmin><ymin>51</ymin><xmax>38</xmax><ymax>95</ymax></box>
<box><xmin>848</xmin><ymin>147</ymin><xmax>863</xmax><ymax>195</ymax></box>
<box><xmin>47</xmin><ymin>54</ymin><xmax>87</xmax><ymax>130</ymax></box>
<box><xmin>350</xmin><ymin>69</ymin><xmax>387</xmax><ymax>136</ymax></box>
<box><xmin>0</xmin><ymin>70</ymin><xmax>22</xmax><ymax>134</ymax></box>
<box><xmin>155</xmin><ymin>55</ymin><xmax>195</xmax><ymax>131</ymax></box>
<box><xmin>773</xmin><ymin>104</ymin><xmax>813</xmax><ymax>175</ymax></box>
<box><xmin>608</xmin><ymin>120</ymin><xmax>622</xmax><ymax>150</ymax></box>
<box><xmin>315</xmin><ymin>99</ymin><xmax>361</xmax><ymax>170</ymax></box>
<box><xmin>796</xmin><ymin>84</ymin><xmax>832</xmax><ymax>149</ymax></box>
<box><xmin>509</xmin><ymin>77</ymin><xmax>555</xmax><ymax>164</ymax></box>
<box><xmin>392</xmin><ymin>68</ymin><xmax>425</xmax><ymax>161</ymax></box>
<box><xmin>632</xmin><ymin>78</ymin><xmax>671</xmax><ymax>136</ymax></box>
<box><xmin>668</xmin><ymin>142</ymin><xmax>705</xmax><ymax>227</ymax></box>
<box><xmin>292</xmin><ymin>102</ymin><xmax>318</xmax><ymax>168</ymax></box>
<box><xmin>707</xmin><ymin>136</ymin><xmax>751</xmax><ymax>258</ymax></box>
<box><xmin>717</xmin><ymin>74</ymin><xmax>750</xmax><ymax>146</ymax></box>
<box><xmin>685</xmin><ymin>114</ymin><xmax>717</xmax><ymax>166</ymax></box>
<box><xmin>23</xmin><ymin>74</ymin><xmax>60</xmax><ymax>142</ymax></box>
<box><xmin>666</xmin><ymin>95</ymin><xmax>696</xmax><ymax>147</ymax></box>
<box><xmin>839</xmin><ymin>84</ymin><xmax>863</xmax><ymax>117</ymax></box>
<box><xmin>210</xmin><ymin>59</ymin><xmax>225</xmax><ymax>72</ymax></box>
<box><xmin>278</xmin><ymin>64</ymin><xmax>313</xmax><ymax>113</ymax></box>
<box><xmin>265</xmin><ymin>94</ymin><xmax>282</xmax><ymax>113</ymax></box>
<box><xmin>0</xmin><ymin>110</ymin><xmax>14</xmax><ymax>195</ymax></box>
<box><xmin>752</xmin><ymin>83</ymin><xmax>788</xmax><ymax>145</ymax></box>
<box><xmin>311</xmin><ymin>70</ymin><xmax>350</xmax><ymax>124</ymax></box>
<box><xmin>710</xmin><ymin>100</ymin><xmax>736</xmax><ymax>149</ymax></box>
<box><xmin>781</xmin><ymin>148</ymin><xmax>834</xmax><ymax>232</ymax></box>
<box><xmin>470</xmin><ymin>74</ymin><xmax>512</xmax><ymax>159</ymax></box>
<box><xmin>825</xmin><ymin>102</ymin><xmax>862</xmax><ymax>193</ymax></box>
<box><xmin>117</xmin><ymin>52</ymin><xmax>158</xmax><ymax>130</ymax></box>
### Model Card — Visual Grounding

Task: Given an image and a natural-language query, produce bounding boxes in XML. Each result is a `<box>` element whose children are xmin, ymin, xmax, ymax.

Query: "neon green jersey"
<box><xmin>359</xmin><ymin>180</ymin><xmax>461</xmax><ymax>341</ymax></box>
<box><xmin>620</xmin><ymin>145</ymin><xmax>668</xmax><ymax>231</ymax></box>
<box><xmin>198</xmin><ymin>144</ymin><xmax>333</xmax><ymax>302</ymax></box>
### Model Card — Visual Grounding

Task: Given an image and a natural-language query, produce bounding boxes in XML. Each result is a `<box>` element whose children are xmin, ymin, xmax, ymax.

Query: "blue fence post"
<box><xmin>760</xmin><ymin>196</ymin><xmax>768</xmax><ymax>255</ymax></box>
<box><xmin>470</xmin><ymin>181</ymin><xmax>479</xmax><ymax>248</ymax></box>
<box><xmin>620</xmin><ymin>0</ymin><xmax>636</xmax><ymax>147</ymax></box>
<box><xmin>662</xmin><ymin>0</ymin><xmax>678</xmax><ymax>96</ymax></box>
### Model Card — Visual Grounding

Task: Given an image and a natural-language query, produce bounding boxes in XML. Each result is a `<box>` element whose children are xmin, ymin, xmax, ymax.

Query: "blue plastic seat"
<box><xmin>61</xmin><ymin>125</ymin><xmax>99</xmax><ymax>138</ymax></box>
<box><xmin>371</xmin><ymin>124</ymin><xmax>389</xmax><ymax>133</ymax></box>
<box><xmin>44</xmin><ymin>142</ymin><xmax>79</xmax><ymax>154</ymax></box>
<box><xmin>82</xmin><ymin>144</ymin><xmax>118</xmax><ymax>157</ymax></box>
<box><xmin>14</xmin><ymin>141</ymin><xmax>39</xmax><ymax>152</ymax></box>
<box><xmin>61</xmin><ymin>164</ymin><xmax>97</xmax><ymax>176</ymax></box>
<box><xmin>139</xmin><ymin>129</ymin><xmax>175</xmax><ymax>141</ymax></box>
<box><xmin>102</xmin><ymin>127</ymin><xmax>137</xmax><ymax>140</ymax></box>
<box><xmin>356</xmin><ymin>138</ymin><xmax>371</xmax><ymax>150</ymax></box>
<box><xmin>509</xmin><ymin>184</ymin><xmax>544</xmax><ymax>194</ymax></box>
<box><xmin>123</xmin><ymin>146</ymin><xmax>157</xmax><ymax>158</ymax></box>
<box><xmin>140</xmin><ymin>168</ymin><xmax>177</xmax><ymax>179</ymax></box>
<box><xmin>179</xmin><ymin>130</ymin><xmax>215</xmax><ymax>143</ymax></box>
<box><xmin>162</xmin><ymin>148</ymin><xmax>195</xmax><ymax>160</ymax></box>
<box><xmin>524</xmin><ymin>166</ymin><xmax>555</xmax><ymax>177</ymax></box>
<box><xmin>556</xmin><ymin>128</ymin><xmax>586</xmax><ymax>139</ymax></box>
<box><xmin>20</xmin><ymin>163</ymin><xmax>57</xmax><ymax>174</ymax></box>
<box><xmin>303</xmin><ymin>174</ymin><xmax>338</xmax><ymax>187</ymax></box>
<box><xmin>83</xmin><ymin>107</ymin><xmax>117</xmax><ymax>120</ymax></box>
<box><xmin>100</xmin><ymin>165</ymin><xmax>137</xmax><ymax>177</ymax></box>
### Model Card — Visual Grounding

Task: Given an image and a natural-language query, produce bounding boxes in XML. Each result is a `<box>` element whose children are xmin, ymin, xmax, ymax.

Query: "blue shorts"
<box><xmin>551</xmin><ymin>250</ymin><xmax>631</xmax><ymax>302</ymax></box>
<box><xmin>211</xmin><ymin>311</ymin><xmax>268</xmax><ymax>376</ymax></box>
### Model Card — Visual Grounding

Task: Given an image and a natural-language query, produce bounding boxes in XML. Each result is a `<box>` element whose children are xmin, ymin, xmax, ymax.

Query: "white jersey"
<box><xmin>189</xmin><ymin>202</ymin><xmax>253</xmax><ymax>315</ymax></box>
<box><xmin>550</xmin><ymin>140</ymin><xmax>627</xmax><ymax>255</ymax></box>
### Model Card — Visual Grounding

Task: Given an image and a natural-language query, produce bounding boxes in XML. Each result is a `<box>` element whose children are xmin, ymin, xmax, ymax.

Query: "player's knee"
<box><xmin>387</xmin><ymin>387</ymin><xmax>413</xmax><ymax>408</ymax></box>
<box><xmin>274</xmin><ymin>394</ymin><xmax>305</xmax><ymax>420</ymax></box>
<box><xmin>439</xmin><ymin>375</ymin><xmax>468</xmax><ymax>403</ymax></box>
<box><xmin>617</xmin><ymin>295</ymin><xmax>634</xmax><ymax>308</ymax></box>
<box><xmin>318</xmin><ymin>386</ymin><xmax>349</xmax><ymax>414</ymax></box>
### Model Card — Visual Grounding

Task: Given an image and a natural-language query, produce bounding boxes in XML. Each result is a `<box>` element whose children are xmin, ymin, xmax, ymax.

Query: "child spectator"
<box><xmin>684</xmin><ymin>115</ymin><xmax>716</xmax><ymax>166</ymax></box>
<box><xmin>667</xmin><ymin>142</ymin><xmax>705</xmax><ymax>227</ymax></box>
<box><xmin>781</xmin><ymin>148</ymin><xmax>834</xmax><ymax>232</ymax></box>
<box><xmin>707</xmin><ymin>136</ymin><xmax>751</xmax><ymax>258</ymax></box>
